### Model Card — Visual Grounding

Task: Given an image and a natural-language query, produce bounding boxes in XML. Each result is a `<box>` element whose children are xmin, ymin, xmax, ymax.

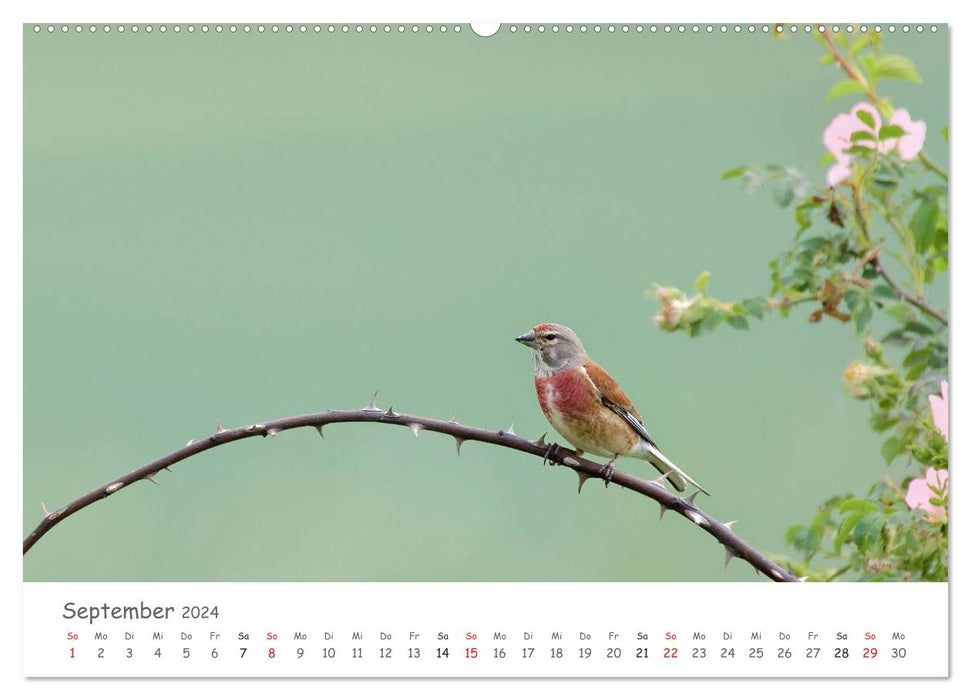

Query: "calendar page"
<box><xmin>21</xmin><ymin>17</ymin><xmax>950</xmax><ymax>682</ymax></box>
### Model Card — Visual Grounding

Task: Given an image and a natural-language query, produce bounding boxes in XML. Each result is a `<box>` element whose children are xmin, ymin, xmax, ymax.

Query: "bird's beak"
<box><xmin>515</xmin><ymin>331</ymin><xmax>537</xmax><ymax>348</ymax></box>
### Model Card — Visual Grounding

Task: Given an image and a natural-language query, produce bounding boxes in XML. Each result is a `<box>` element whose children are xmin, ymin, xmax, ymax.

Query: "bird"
<box><xmin>515</xmin><ymin>322</ymin><xmax>709</xmax><ymax>495</ymax></box>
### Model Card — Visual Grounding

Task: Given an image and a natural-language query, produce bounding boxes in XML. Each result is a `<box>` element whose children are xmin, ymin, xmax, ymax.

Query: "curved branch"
<box><xmin>869</xmin><ymin>255</ymin><xmax>948</xmax><ymax>325</ymax></box>
<box><xmin>22</xmin><ymin>402</ymin><xmax>799</xmax><ymax>582</ymax></box>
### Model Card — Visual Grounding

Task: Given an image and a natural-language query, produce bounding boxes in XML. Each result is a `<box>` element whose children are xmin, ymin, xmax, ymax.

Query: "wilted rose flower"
<box><xmin>822</xmin><ymin>102</ymin><xmax>926</xmax><ymax>187</ymax></box>
<box><xmin>843</xmin><ymin>361</ymin><xmax>871</xmax><ymax>387</ymax></box>
<box><xmin>653</xmin><ymin>289</ymin><xmax>691</xmax><ymax>330</ymax></box>
<box><xmin>905</xmin><ymin>466</ymin><xmax>948</xmax><ymax>519</ymax></box>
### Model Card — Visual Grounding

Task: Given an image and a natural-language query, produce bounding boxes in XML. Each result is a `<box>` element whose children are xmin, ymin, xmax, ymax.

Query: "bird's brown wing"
<box><xmin>583</xmin><ymin>361</ymin><xmax>659</xmax><ymax>449</ymax></box>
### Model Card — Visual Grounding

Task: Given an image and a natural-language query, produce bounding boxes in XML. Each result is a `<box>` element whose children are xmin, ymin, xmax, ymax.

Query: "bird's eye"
<box><xmin>544</xmin><ymin>333</ymin><xmax>556</xmax><ymax>341</ymax></box>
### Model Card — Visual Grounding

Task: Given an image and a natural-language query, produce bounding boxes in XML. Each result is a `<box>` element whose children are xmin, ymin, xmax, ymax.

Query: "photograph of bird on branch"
<box><xmin>23</xmin><ymin>25</ymin><xmax>946</xmax><ymax>583</ymax></box>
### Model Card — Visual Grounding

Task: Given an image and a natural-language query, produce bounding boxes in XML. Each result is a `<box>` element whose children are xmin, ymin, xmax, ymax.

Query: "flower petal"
<box><xmin>905</xmin><ymin>467</ymin><xmax>948</xmax><ymax>517</ymax></box>
<box><xmin>823</xmin><ymin>113</ymin><xmax>859</xmax><ymax>161</ymax></box>
<box><xmin>826</xmin><ymin>162</ymin><xmax>853</xmax><ymax>187</ymax></box>
<box><xmin>890</xmin><ymin>109</ymin><xmax>927</xmax><ymax>160</ymax></box>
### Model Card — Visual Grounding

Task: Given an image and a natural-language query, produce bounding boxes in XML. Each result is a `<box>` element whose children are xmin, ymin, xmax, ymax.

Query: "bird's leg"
<box><xmin>599</xmin><ymin>457</ymin><xmax>617</xmax><ymax>486</ymax></box>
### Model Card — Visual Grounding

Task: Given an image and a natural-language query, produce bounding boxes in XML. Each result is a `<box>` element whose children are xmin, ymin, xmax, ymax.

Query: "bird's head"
<box><xmin>515</xmin><ymin>323</ymin><xmax>588</xmax><ymax>375</ymax></box>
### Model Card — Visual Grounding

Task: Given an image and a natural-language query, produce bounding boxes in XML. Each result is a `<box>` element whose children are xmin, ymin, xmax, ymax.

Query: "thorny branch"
<box><xmin>23</xmin><ymin>398</ymin><xmax>800</xmax><ymax>582</ymax></box>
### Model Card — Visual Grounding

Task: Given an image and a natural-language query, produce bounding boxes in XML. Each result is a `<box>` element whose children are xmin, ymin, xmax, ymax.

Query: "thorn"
<box><xmin>683</xmin><ymin>490</ymin><xmax>701</xmax><ymax>507</ymax></box>
<box><xmin>215</xmin><ymin>420</ymin><xmax>226</xmax><ymax>433</ymax></box>
<box><xmin>106</xmin><ymin>482</ymin><xmax>124</xmax><ymax>494</ymax></box>
<box><xmin>770</xmin><ymin>568</ymin><xmax>785</xmax><ymax>581</ymax></box>
<box><xmin>724</xmin><ymin>546</ymin><xmax>736</xmax><ymax>568</ymax></box>
<box><xmin>562</xmin><ymin>456</ymin><xmax>581</xmax><ymax>468</ymax></box>
<box><xmin>363</xmin><ymin>391</ymin><xmax>380</xmax><ymax>412</ymax></box>
<box><xmin>186</xmin><ymin>438</ymin><xmax>194</xmax><ymax>446</ymax></box>
<box><xmin>409</xmin><ymin>423</ymin><xmax>422</xmax><ymax>440</ymax></box>
<box><xmin>506</xmin><ymin>422</ymin><xmax>516</xmax><ymax>436</ymax></box>
<box><xmin>455</xmin><ymin>437</ymin><xmax>465</xmax><ymax>457</ymax></box>
<box><xmin>267</xmin><ymin>427</ymin><xmax>279</xmax><ymax>437</ymax></box>
<box><xmin>797</xmin><ymin>576</ymin><xmax>809</xmax><ymax>583</ymax></box>
<box><xmin>576</xmin><ymin>470</ymin><xmax>592</xmax><ymax>494</ymax></box>
<box><xmin>651</xmin><ymin>470</ymin><xmax>675</xmax><ymax>488</ymax></box>
<box><xmin>314</xmin><ymin>425</ymin><xmax>325</xmax><ymax>439</ymax></box>
<box><xmin>686</xmin><ymin>510</ymin><xmax>708</xmax><ymax>526</ymax></box>
<box><xmin>144</xmin><ymin>473</ymin><xmax>159</xmax><ymax>486</ymax></box>
<box><xmin>246</xmin><ymin>423</ymin><xmax>265</xmax><ymax>433</ymax></box>
<box><xmin>162</xmin><ymin>466</ymin><xmax>172</xmax><ymax>472</ymax></box>
<box><xmin>659</xmin><ymin>503</ymin><xmax>668</xmax><ymax>521</ymax></box>
<box><xmin>533</xmin><ymin>432</ymin><xmax>548</xmax><ymax>448</ymax></box>
<box><xmin>449</xmin><ymin>415</ymin><xmax>458</xmax><ymax>424</ymax></box>
<box><xmin>722</xmin><ymin>520</ymin><xmax>737</xmax><ymax>530</ymax></box>
<box><xmin>41</xmin><ymin>502</ymin><xmax>50</xmax><ymax>516</ymax></box>
<box><xmin>385</xmin><ymin>406</ymin><xmax>397</xmax><ymax>417</ymax></box>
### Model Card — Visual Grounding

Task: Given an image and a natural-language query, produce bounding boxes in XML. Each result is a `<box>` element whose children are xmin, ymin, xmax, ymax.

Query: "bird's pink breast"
<box><xmin>535</xmin><ymin>367</ymin><xmax>638</xmax><ymax>457</ymax></box>
<box><xmin>535</xmin><ymin>369</ymin><xmax>594</xmax><ymax>420</ymax></box>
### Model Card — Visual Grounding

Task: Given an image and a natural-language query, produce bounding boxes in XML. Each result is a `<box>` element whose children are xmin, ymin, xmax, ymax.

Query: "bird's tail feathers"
<box><xmin>642</xmin><ymin>443</ymin><xmax>711</xmax><ymax>496</ymax></box>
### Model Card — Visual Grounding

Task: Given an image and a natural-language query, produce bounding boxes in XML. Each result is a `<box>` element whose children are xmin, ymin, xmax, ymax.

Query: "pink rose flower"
<box><xmin>822</xmin><ymin>102</ymin><xmax>926</xmax><ymax>187</ymax></box>
<box><xmin>929</xmin><ymin>380</ymin><xmax>948</xmax><ymax>441</ymax></box>
<box><xmin>905</xmin><ymin>466</ymin><xmax>948</xmax><ymax>518</ymax></box>
<box><xmin>887</xmin><ymin>109</ymin><xmax>928</xmax><ymax>160</ymax></box>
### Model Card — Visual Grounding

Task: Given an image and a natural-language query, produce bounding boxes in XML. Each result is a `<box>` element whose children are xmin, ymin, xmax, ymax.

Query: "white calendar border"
<box><xmin>6</xmin><ymin>0</ymin><xmax>964</xmax><ymax>696</ymax></box>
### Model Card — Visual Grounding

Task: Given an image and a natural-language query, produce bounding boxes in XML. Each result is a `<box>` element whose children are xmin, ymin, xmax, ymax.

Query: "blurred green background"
<box><xmin>23</xmin><ymin>25</ymin><xmax>947</xmax><ymax>581</ymax></box>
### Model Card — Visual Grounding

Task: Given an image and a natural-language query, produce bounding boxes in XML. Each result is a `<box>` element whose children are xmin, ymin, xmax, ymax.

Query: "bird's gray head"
<box><xmin>515</xmin><ymin>323</ymin><xmax>588</xmax><ymax>376</ymax></box>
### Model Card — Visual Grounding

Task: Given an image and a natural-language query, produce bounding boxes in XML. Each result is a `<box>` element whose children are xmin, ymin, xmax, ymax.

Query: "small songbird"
<box><xmin>516</xmin><ymin>323</ymin><xmax>709</xmax><ymax>495</ymax></box>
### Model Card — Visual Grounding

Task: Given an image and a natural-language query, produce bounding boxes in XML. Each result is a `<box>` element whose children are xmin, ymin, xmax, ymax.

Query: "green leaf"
<box><xmin>826</xmin><ymin>79</ymin><xmax>867</xmax><ymax>101</ymax></box>
<box><xmin>784</xmin><ymin>524</ymin><xmax>804</xmax><ymax>546</ymax></box>
<box><xmin>878</xmin><ymin>124</ymin><xmax>905</xmax><ymax>140</ymax></box>
<box><xmin>909</xmin><ymin>199</ymin><xmax>941</xmax><ymax>254</ymax></box>
<box><xmin>693</xmin><ymin>270</ymin><xmax>711</xmax><ymax>293</ymax></box>
<box><xmin>792</xmin><ymin>267</ymin><xmax>815</xmax><ymax>285</ymax></box>
<box><xmin>726</xmin><ymin>315</ymin><xmax>750</xmax><ymax>331</ymax></box>
<box><xmin>818</xmin><ymin>151</ymin><xmax>837</xmax><ymax>167</ymax></box>
<box><xmin>903</xmin><ymin>345</ymin><xmax>932</xmax><ymax>368</ymax></box>
<box><xmin>742</xmin><ymin>298</ymin><xmax>765</xmax><ymax>319</ymax></box>
<box><xmin>872</xmin><ymin>285</ymin><xmax>896</xmax><ymax>299</ymax></box>
<box><xmin>881</xmin><ymin>328</ymin><xmax>908</xmax><ymax>346</ymax></box>
<box><xmin>885</xmin><ymin>304</ymin><xmax>915</xmax><ymax>324</ymax></box>
<box><xmin>852</xmin><ymin>512</ymin><xmax>885</xmax><ymax>550</ymax></box>
<box><xmin>834</xmin><ymin>511</ymin><xmax>866</xmax><ymax>549</ymax></box>
<box><xmin>721</xmin><ymin>166</ymin><xmax>749</xmax><ymax>180</ymax></box>
<box><xmin>905</xmin><ymin>363</ymin><xmax>927</xmax><ymax>381</ymax></box>
<box><xmin>700</xmin><ymin>309</ymin><xmax>723</xmax><ymax>333</ymax></box>
<box><xmin>881</xmin><ymin>435</ymin><xmax>904</xmax><ymax>464</ymax></box>
<box><xmin>855</xmin><ymin>108</ymin><xmax>876</xmax><ymax>129</ymax></box>
<box><xmin>773</xmin><ymin>182</ymin><xmax>794</xmax><ymax>208</ymax></box>
<box><xmin>854</xmin><ymin>303</ymin><xmax>873</xmax><ymax>333</ymax></box>
<box><xmin>850</xmin><ymin>130</ymin><xmax>876</xmax><ymax>142</ymax></box>
<box><xmin>870</xmin><ymin>412</ymin><xmax>898</xmax><ymax>433</ymax></box>
<box><xmin>871</xmin><ymin>54</ymin><xmax>922</xmax><ymax>84</ymax></box>
<box><xmin>905</xmin><ymin>320</ymin><xmax>936</xmax><ymax>336</ymax></box>
<box><xmin>849</xmin><ymin>37</ymin><xmax>871</xmax><ymax>57</ymax></box>
<box><xmin>801</xmin><ymin>236</ymin><xmax>828</xmax><ymax>252</ymax></box>
<box><xmin>838</xmin><ymin>498</ymin><xmax>879</xmax><ymax>514</ymax></box>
